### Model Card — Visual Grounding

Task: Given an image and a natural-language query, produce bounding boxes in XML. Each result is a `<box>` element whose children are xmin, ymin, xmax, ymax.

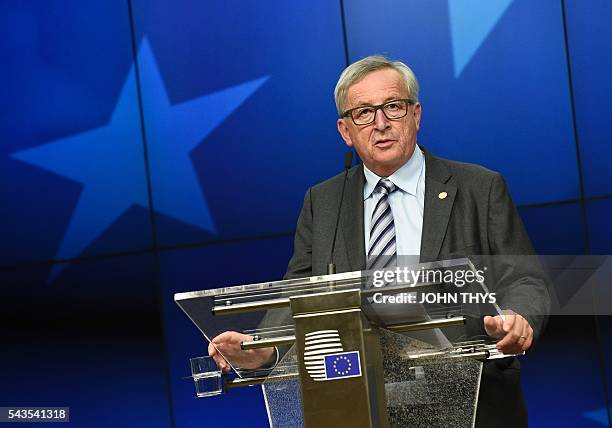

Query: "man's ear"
<box><xmin>337</xmin><ymin>118</ymin><xmax>353</xmax><ymax>147</ymax></box>
<box><xmin>413</xmin><ymin>103</ymin><xmax>422</xmax><ymax>131</ymax></box>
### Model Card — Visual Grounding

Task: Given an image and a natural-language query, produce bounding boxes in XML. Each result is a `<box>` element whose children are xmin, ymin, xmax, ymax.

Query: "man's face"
<box><xmin>337</xmin><ymin>68</ymin><xmax>421</xmax><ymax>177</ymax></box>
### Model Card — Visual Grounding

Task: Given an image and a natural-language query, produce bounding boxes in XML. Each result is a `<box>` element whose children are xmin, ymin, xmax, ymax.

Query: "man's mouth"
<box><xmin>374</xmin><ymin>139</ymin><xmax>394</xmax><ymax>147</ymax></box>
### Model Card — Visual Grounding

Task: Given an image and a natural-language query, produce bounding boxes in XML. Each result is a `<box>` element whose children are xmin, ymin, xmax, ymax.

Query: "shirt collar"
<box><xmin>363</xmin><ymin>147</ymin><xmax>424</xmax><ymax>200</ymax></box>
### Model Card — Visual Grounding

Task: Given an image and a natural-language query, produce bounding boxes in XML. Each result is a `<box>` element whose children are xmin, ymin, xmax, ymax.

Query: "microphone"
<box><xmin>328</xmin><ymin>150</ymin><xmax>354</xmax><ymax>275</ymax></box>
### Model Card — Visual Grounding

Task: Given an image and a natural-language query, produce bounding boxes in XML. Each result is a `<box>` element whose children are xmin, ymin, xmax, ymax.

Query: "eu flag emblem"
<box><xmin>324</xmin><ymin>351</ymin><xmax>362</xmax><ymax>380</ymax></box>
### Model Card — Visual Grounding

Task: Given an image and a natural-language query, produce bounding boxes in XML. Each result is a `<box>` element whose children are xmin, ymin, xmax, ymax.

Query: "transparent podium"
<box><xmin>175</xmin><ymin>258</ymin><xmax>519</xmax><ymax>428</ymax></box>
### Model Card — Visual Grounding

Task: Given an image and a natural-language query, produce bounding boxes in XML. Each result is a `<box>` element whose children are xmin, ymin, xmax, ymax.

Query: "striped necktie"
<box><xmin>367</xmin><ymin>178</ymin><xmax>397</xmax><ymax>270</ymax></box>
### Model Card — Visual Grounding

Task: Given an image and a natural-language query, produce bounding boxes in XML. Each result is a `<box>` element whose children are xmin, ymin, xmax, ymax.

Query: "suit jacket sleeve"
<box><xmin>257</xmin><ymin>188</ymin><xmax>315</xmax><ymax>365</ymax></box>
<box><xmin>487</xmin><ymin>173</ymin><xmax>550</xmax><ymax>341</ymax></box>
<box><xmin>285</xmin><ymin>188</ymin><xmax>314</xmax><ymax>280</ymax></box>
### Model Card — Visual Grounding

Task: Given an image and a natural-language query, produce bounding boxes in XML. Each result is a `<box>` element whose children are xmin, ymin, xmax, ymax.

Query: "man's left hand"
<box><xmin>483</xmin><ymin>310</ymin><xmax>533</xmax><ymax>354</ymax></box>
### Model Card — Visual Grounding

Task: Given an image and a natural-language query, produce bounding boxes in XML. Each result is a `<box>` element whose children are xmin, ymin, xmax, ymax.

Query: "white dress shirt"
<box><xmin>363</xmin><ymin>147</ymin><xmax>426</xmax><ymax>257</ymax></box>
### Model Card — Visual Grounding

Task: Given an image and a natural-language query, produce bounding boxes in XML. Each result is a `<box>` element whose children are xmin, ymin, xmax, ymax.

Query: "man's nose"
<box><xmin>373</xmin><ymin>108</ymin><xmax>390</xmax><ymax>130</ymax></box>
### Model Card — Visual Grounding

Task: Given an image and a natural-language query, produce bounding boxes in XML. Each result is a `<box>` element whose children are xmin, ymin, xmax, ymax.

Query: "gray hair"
<box><xmin>334</xmin><ymin>55</ymin><xmax>420</xmax><ymax>116</ymax></box>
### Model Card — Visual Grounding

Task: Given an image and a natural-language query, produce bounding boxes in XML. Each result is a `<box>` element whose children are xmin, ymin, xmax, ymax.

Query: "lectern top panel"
<box><xmin>174</xmin><ymin>258</ymin><xmax>476</xmax><ymax>302</ymax></box>
<box><xmin>174</xmin><ymin>270</ymin><xmax>364</xmax><ymax>302</ymax></box>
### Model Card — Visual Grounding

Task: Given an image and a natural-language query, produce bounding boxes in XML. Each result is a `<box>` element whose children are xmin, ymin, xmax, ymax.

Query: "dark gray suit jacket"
<box><xmin>284</xmin><ymin>146</ymin><xmax>549</xmax><ymax>427</ymax></box>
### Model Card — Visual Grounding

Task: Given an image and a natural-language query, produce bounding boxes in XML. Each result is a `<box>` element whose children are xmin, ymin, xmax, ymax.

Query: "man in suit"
<box><xmin>210</xmin><ymin>55</ymin><xmax>549</xmax><ymax>427</ymax></box>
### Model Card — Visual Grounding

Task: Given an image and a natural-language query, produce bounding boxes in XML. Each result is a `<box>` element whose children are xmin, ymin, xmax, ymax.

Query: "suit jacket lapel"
<box><xmin>420</xmin><ymin>147</ymin><xmax>457</xmax><ymax>261</ymax></box>
<box><xmin>341</xmin><ymin>164</ymin><xmax>366</xmax><ymax>271</ymax></box>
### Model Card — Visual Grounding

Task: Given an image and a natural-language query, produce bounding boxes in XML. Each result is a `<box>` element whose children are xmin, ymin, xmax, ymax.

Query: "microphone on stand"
<box><xmin>328</xmin><ymin>150</ymin><xmax>354</xmax><ymax>275</ymax></box>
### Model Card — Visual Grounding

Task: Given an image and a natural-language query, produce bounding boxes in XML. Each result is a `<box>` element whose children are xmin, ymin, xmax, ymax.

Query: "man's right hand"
<box><xmin>484</xmin><ymin>310</ymin><xmax>533</xmax><ymax>354</ymax></box>
<box><xmin>208</xmin><ymin>331</ymin><xmax>276</xmax><ymax>373</ymax></box>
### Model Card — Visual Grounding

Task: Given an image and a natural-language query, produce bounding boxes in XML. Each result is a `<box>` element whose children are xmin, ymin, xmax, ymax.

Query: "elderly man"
<box><xmin>210</xmin><ymin>55</ymin><xmax>549</xmax><ymax>428</ymax></box>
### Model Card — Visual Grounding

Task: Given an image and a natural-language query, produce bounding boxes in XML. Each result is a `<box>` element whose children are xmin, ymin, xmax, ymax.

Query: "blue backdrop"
<box><xmin>1</xmin><ymin>0</ymin><xmax>611</xmax><ymax>426</ymax></box>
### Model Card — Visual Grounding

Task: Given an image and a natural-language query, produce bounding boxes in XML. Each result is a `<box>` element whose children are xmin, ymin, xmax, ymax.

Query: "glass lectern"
<box><xmin>175</xmin><ymin>258</ymin><xmax>520</xmax><ymax>428</ymax></box>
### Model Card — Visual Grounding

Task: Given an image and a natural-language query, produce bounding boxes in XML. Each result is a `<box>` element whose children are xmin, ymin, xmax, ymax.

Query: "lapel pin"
<box><xmin>438</xmin><ymin>191</ymin><xmax>448</xmax><ymax>200</ymax></box>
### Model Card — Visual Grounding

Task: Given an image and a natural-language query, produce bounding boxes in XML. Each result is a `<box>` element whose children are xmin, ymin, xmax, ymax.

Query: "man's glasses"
<box><xmin>341</xmin><ymin>99</ymin><xmax>415</xmax><ymax>126</ymax></box>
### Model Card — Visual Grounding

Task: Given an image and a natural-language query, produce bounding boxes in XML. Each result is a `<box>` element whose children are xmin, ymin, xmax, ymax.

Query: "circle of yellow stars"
<box><xmin>332</xmin><ymin>355</ymin><xmax>353</xmax><ymax>376</ymax></box>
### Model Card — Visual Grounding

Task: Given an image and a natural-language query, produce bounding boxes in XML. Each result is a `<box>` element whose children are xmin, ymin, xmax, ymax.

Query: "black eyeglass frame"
<box><xmin>340</xmin><ymin>98</ymin><xmax>416</xmax><ymax>125</ymax></box>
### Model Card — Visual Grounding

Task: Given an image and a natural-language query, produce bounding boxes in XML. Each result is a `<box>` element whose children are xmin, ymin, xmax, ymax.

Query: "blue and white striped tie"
<box><xmin>367</xmin><ymin>178</ymin><xmax>397</xmax><ymax>270</ymax></box>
